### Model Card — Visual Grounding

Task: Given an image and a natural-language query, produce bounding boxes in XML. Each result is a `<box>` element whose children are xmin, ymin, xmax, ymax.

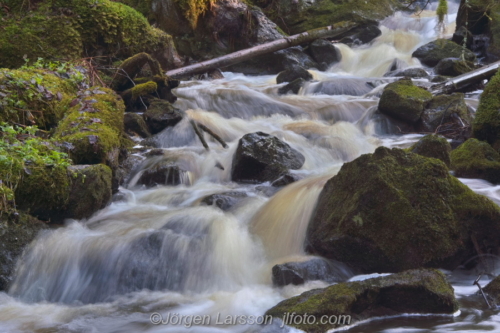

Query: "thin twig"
<box><xmin>198</xmin><ymin>123</ymin><xmax>228</xmax><ymax>148</ymax></box>
<box><xmin>190</xmin><ymin>120</ymin><xmax>209</xmax><ymax>151</ymax></box>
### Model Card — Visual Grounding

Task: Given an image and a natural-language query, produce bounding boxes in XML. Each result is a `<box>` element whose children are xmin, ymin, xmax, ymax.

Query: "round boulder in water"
<box><xmin>434</xmin><ymin>57</ymin><xmax>475</xmax><ymax>77</ymax></box>
<box><xmin>473</xmin><ymin>71</ymin><xmax>500</xmax><ymax>150</ymax></box>
<box><xmin>409</xmin><ymin>134</ymin><xmax>452</xmax><ymax>167</ymax></box>
<box><xmin>451</xmin><ymin>138</ymin><xmax>500</xmax><ymax>184</ymax></box>
<box><xmin>378</xmin><ymin>78</ymin><xmax>432</xmax><ymax>123</ymax></box>
<box><xmin>308</xmin><ymin>39</ymin><xmax>342</xmax><ymax>69</ymax></box>
<box><xmin>143</xmin><ymin>99</ymin><xmax>183</xmax><ymax>135</ymax></box>
<box><xmin>276</xmin><ymin>65</ymin><xmax>312</xmax><ymax>84</ymax></box>
<box><xmin>307</xmin><ymin>146</ymin><xmax>500</xmax><ymax>273</ymax></box>
<box><xmin>201</xmin><ymin>191</ymin><xmax>249</xmax><ymax>211</ymax></box>
<box><xmin>411</xmin><ymin>39</ymin><xmax>476</xmax><ymax>67</ymax></box>
<box><xmin>231</xmin><ymin>132</ymin><xmax>305</xmax><ymax>184</ymax></box>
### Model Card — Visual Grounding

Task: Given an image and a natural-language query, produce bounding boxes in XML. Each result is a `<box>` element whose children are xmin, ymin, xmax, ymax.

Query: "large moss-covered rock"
<box><xmin>410</xmin><ymin>134</ymin><xmax>452</xmax><ymax>167</ymax></box>
<box><xmin>378</xmin><ymin>79</ymin><xmax>433</xmax><ymax>123</ymax></box>
<box><xmin>473</xmin><ymin>71</ymin><xmax>500</xmax><ymax>150</ymax></box>
<box><xmin>307</xmin><ymin>147</ymin><xmax>500</xmax><ymax>273</ymax></box>
<box><xmin>412</xmin><ymin>39</ymin><xmax>476</xmax><ymax>67</ymax></box>
<box><xmin>231</xmin><ymin>132</ymin><xmax>305</xmax><ymax>183</ymax></box>
<box><xmin>456</xmin><ymin>0</ymin><xmax>500</xmax><ymax>60</ymax></box>
<box><xmin>258</xmin><ymin>0</ymin><xmax>401</xmax><ymax>35</ymax></box>
<box><xmin>0</xmin><ymin>213</ymin><xmax>47</xmax><ymax>291</ymax></box>
<box><xmin>0</xmin><ymin>0</ymin><xmax>176</xmax><ymax>69</ymax></box>
<box><xmin>266</xmin><ymin>269</ymin><xmax>458</xmax><ymax>333</ymax></box>
<box><xmin>0</xmin><ymin>68</ymin><xmax>79</xmax><ymax>129</ymax></box>
<box><xmin>451</xmin><ymin>138</ymin><xmax>500</xmax><ymax>184</ymax></box>
<box><xmin>54</xmin><ymin>87</ymin><xmax>125</xmax><ymax>167</ymax></box>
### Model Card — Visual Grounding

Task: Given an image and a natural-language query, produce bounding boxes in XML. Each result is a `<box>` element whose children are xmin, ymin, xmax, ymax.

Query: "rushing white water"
<box><xmin>2</xmin><ymin>2</ymin><xmax>500</xmax><ymax>332</ymax></box>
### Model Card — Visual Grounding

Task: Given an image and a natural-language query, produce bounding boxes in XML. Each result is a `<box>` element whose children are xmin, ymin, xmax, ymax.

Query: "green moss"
<box><xmin>0</xmin><ymin>68</ymin><xmax>79</xmax><ymax>129</ymax></box>
<box><xmin>308</xmin><ymin>147</ymin><xmax>500</xmax><ymax>272</ymax></box>
<box><xmin>266</xmin><ymin>269</ymin><xmax>458</xmax><ymax>333</ymax></box>
<box><xmin>473</xmin><ymin>70</ymin><xmax>500</xmax><ymax>149</ymax></box>
<box><xmin>131</xmin><ymin>81</ymin><xmax>157</xmax><ymax>100</ymax></box>
<box><xmin>450</xmin><ymin>138</ymin><xmax>500</xmax><ymax>183</ymax></box>
<box><xmin>379</xmin><ymin>79</ymin><xmax>433</xmax><ymax>123</ymax></box>
<box><xmin>54</xmin><ymin>87</ymin><xmax>125</xmax><ymax>166</ymax></box>
<box><xmin>262</xmin><ymin>0</ymin><xmax>402</xmax><ymax>35</ymax></box>
<box><xmin>0</xmin><ymin>0</ymin><xmax>174</xmax><ymax>68</ymax></box>
<box><xmin>174</xmin><ymin>0</ymin><xmax>215</xmax><ymax>29</ymax></box>
<box><xmin>409</xmin><ymin>134</ymin><xmax>451</xmax><ymax>167</ymax></box>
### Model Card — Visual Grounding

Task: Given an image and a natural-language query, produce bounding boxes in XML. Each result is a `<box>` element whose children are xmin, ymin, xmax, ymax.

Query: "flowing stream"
<box><xmin>2</xmin><ymin>2</ymin><xmax>500</xmax><ymax>332</ymax></box>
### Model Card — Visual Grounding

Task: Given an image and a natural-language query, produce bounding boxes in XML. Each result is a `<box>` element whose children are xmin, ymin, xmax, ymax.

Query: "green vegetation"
<box><xmin>175</xmin><ymin>0</ymin><xmax>216</xmax><ymax>29</ymax></box>
<box><xmin>451</xmin><ymin>138</ymin><xmax>500</xmax><ymax>184</ymax></box>
<box><xmin>437</xmin><ymin>0</ymin><xmax>448</xmax><ymax>25</ymax></box>
<box><xmin>409</xmin><ymin>134</ymin><xmax>451</xmax><ymax>167</ymax></box>
<box><xmin>473</xmin><ymin>71</ymin><xmax>500</xmax><ymax>150</ymax></box>
<box><xmin>0</xmin><ymin>0</ymin><xmax>173</xmax><ymax>68</ymax></box>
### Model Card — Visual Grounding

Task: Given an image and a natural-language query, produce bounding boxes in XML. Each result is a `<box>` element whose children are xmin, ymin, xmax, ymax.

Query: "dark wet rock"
<box><xmin>278</xmin><ymin>79</ymin><xmax>306</xmax><ymax>95</ymax></box>
<box><xmin>412</xmin><ymin>39</ymin><xmax>476</xmax><ymax>67</ymax></box>
<box><xmin>307</xmin><ymin>146</ymin><xmax>500</xmax><ymax>273</ymax></box>
<box><xmin>231</xmin><ymin>132</ymin><xmax>305</xmax><ymax>184</ymax></box>
<box><xmin>385</xmin><ymin>67</ymin><xmax>429</xmax><ymax>78</ymax></box>
<box><xmin>271</xmin><ymin>173</ymin><xmax>301</xmax><ymax>187</ymax></box>
<box><xmin>308</xmin><ymin>39</ymin><xmax>342</xmax><ymax>68</ymax></box>
<box><xmin>484</xmin><ymin>275</ymin><xmax>500</xmax><ymax>306</ymax></box>
<box><xmin>124</xmin><ymin>113</ymin><xmax>151</xmax><ymax>138</ymax></box>
<box><xmin>143</xmin><ymin>100</ymin><xmax>183</xmax><ymax>135</ymax></box>
<box><xmin>276</xmin><ymin>66</ymin><xmax>313</xmax><ymax>84</ymax></box>
<box><xmin>452</xmin><ymin>26</ymin><xmax>473</xmax><ymax>50</ymax></box>
<box><xmin>116</xmin><ymin>154</ymin><xmax>144</xmax><ymax>186</ymax></box>
<box><xmin>201</xmin><ymin>191</ymin><xmax>249</xmax><ymax>211</ymax></box>
<box><xmin>378</xmin><ymin>79</ymin><xmax>433</xmax><ymax>123</ymax></box>
<box><xmin>409</xmin><ymin>134</ymin><xmax>452</xmax><ymax>167</ymax></box>
<box><xmin>307</xmin><ymin>78</ymin><xmax>373</xmax><ymax>96</ymax></box>
<box><xmin>451</xmin><ymin>138</ymin><xmax>500</xmax><ymax>184</ymax></box>
<box><xmin>339</xmin><ymin>24</ymin><xmax>382</xmax><ymax>46</ymax></box>
<box><xmin>272</xmin><ymin>258</ymin><xmax>352</xmax><ymax>286</ymax></box>
<box><xmin>434</xmin><ymin>58</ymin><xmax>475</xmax><ymax>77</ymax></box>
<box><xmin>0</xmin><ymin>214</ymin><xmax>47</xmax><ymax>291</ymax></box>
<box><xmin>473</xmin><ymin>71</ymin><xmax>500</xmax><ymax>150</ymax></box>
<box><xmin>255</xmin><ymin>185</ymin><xmax>280</xmax><ymax>197</ymax></box>
<box><xmin>431</xmin><ymin>75</ymin><xmax>449</xmax><ymax>83</ymax></box>
<box><xmin>266</xmin><ymin>269</ymin><xmax>458</xmax><ymax>332</ymax></box>
<box><xmin>417</xmin><ymin>93</ymin><xmax>472</xmax><ymax>139</ymax></box>
<box><xmin>137</xmin><ymin>161</ymin><xmax>187</xmax><ymax>187</ymax></box>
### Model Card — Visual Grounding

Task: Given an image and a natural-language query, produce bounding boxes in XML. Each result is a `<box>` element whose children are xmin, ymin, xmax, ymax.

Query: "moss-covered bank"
<box><xmin>473</xmin><ymin>70</ymin><xmax>500</xmax><ymax>150</ymax></box>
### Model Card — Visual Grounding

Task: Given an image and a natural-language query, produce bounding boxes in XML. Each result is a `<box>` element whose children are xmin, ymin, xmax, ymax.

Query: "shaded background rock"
<box><xmin>412</xmin><ymin>39</ymin><xmax>476</xmax><ymax>67</ymax></box>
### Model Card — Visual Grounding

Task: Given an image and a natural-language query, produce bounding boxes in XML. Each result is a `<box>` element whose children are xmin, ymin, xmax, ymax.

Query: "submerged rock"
<box><xmin>231</xmin><ymin>132</ymin><xmax>305</xmax><ymax>184</ymax></box>
<box><xmin>272</xmin><ymin>258</ymin><xmax>352</xmax><ymax>286</ymax></box>
<box><xmin>412</xmin><ymin>39</ymin><xmax>476</xmax><ymax>67</ymax></box>
<box><xmin>451</xmin><ymin>138</ymin><xmax>500</xmax><ymax>184</ymax></box>
<box><xmin>143</xmin><ymin>99</ymin><xmax>183</xmax><ymax>134</ymax></box>
<box><xmin>378</xmin><ymin>79</ymin><xmax>433</xmax><ymax>123</ymax></box>
<box><xmin>266</xmin><ymin>269</ymin><xmax>458</xmax><ymax>332</ymax></box>
<box><xmin>434</xmin><ymin>58</ymin><xmax>475</xmax><ymax>77</ymax></box>
<box><xmin>385</xmin><ymin>67</ymin><xmax>429</xmax><ymax>78</ymax></box>
<box><xmin>410</xmin><ymin>134</ymin><xmax>452</xmax><ymax>167</ymax></box>
<box><xmin>136</xmin><ymin>161</ymin><xmax>188</xmax><ymax>187</ymax></box>
<box><xmin>276</xmin><ymin>66</ymin><xmax>313</xmax><ymax>84</ymax></box>
<box><xmin>307</xmin><ymin>147</ymin><xmax>500</xmax><ymax>273</ymax></box>
<box><xmin>278</xmin><ymin>78</ymin><xmax>306</xmax><ymax>95</ymax></box>
<box><xmin>473</xmin><ymin>71</ymin><xmax>500</xmax><ymax>150</ymax></box>
<box><xmin>201</xmin><ymin>191</ymin><xmax>248</xmax><ymax>211</ymax></box>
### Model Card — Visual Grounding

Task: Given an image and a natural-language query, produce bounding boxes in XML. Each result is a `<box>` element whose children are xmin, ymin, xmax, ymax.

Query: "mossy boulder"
<box><xmin>266</xmin><ymin>269</ymin><xmax>458</xmax><ymax>333</ymax></box>
<box><xmin>307</xmin><ymin>147</ymin><xmax>500</xmax><ymax>273</ymax></box>
<box><xmin>434</xmin><ymin>58</ymin><xmax>475</xmax><ymax>77</ymax></box>
<box><xmin>0</xmin><ymin>0</ymin><xmax>176</xmax><ymax>69</ymax></box>
<box><xmin>378</xmin><ymin>79</ymin><xmax>433</xmax><ymax>123</ymax></box>
<box><xmin>451</xmin><ymin>138</ymin><xmax>500</xmax><ymax>184</ymax></box>
<box><xmin>473</xmin><ymin>71</ymin><xmax>500</xmax><ymax>150</ymax></box>
<box><xmin>54</xmin><ymin>87</ymin><xmax>125</xmax><ymax>167</ymax></box>
<box><xmin>412</xmin><ymin>39</ymin><xmax>476</xmax><ymax>67</ymax></box>
<box><xmin>409</xmin><ymin>134</ymin><xmax>452</xmax><ymax>167</ymax></box>
<box><xmin>417</xmin><ymin>93</ymin><xmax>472</xmax><ymax>138</ymax></box>
<box><xmin>258</xmin><ymin>0</ymin><xmax>401</xmax><ymax>35</ymax></box>
<box><xmin>0</xmin><ymin>213</ymin><xmax>47</xmax><ymax>291</ymax></box>
<box><xmin>143</xmin><ymin>99</ymin><xmax>183</xmax><ymax>134</ymax></box>
<box><xmin>0</xmin><ymin>68</ymin><xmax>79</xmax><ymax>129</ymax></box>
<box><xmin>231</xmin><ymin>132</ymin><xmax>305</xmax><ymax>184</ymax></box>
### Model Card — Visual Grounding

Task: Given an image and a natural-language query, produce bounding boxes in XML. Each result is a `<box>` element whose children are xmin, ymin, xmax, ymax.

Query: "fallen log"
<box><xmin>430</xmin><ymin>60</ymin><xmax>500</xmax><ymax>95</ymax></box>
<box><xmin>165</xmin><ymin>22</ymin><xmax>359</xmax><ymax>79</ymax></box>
